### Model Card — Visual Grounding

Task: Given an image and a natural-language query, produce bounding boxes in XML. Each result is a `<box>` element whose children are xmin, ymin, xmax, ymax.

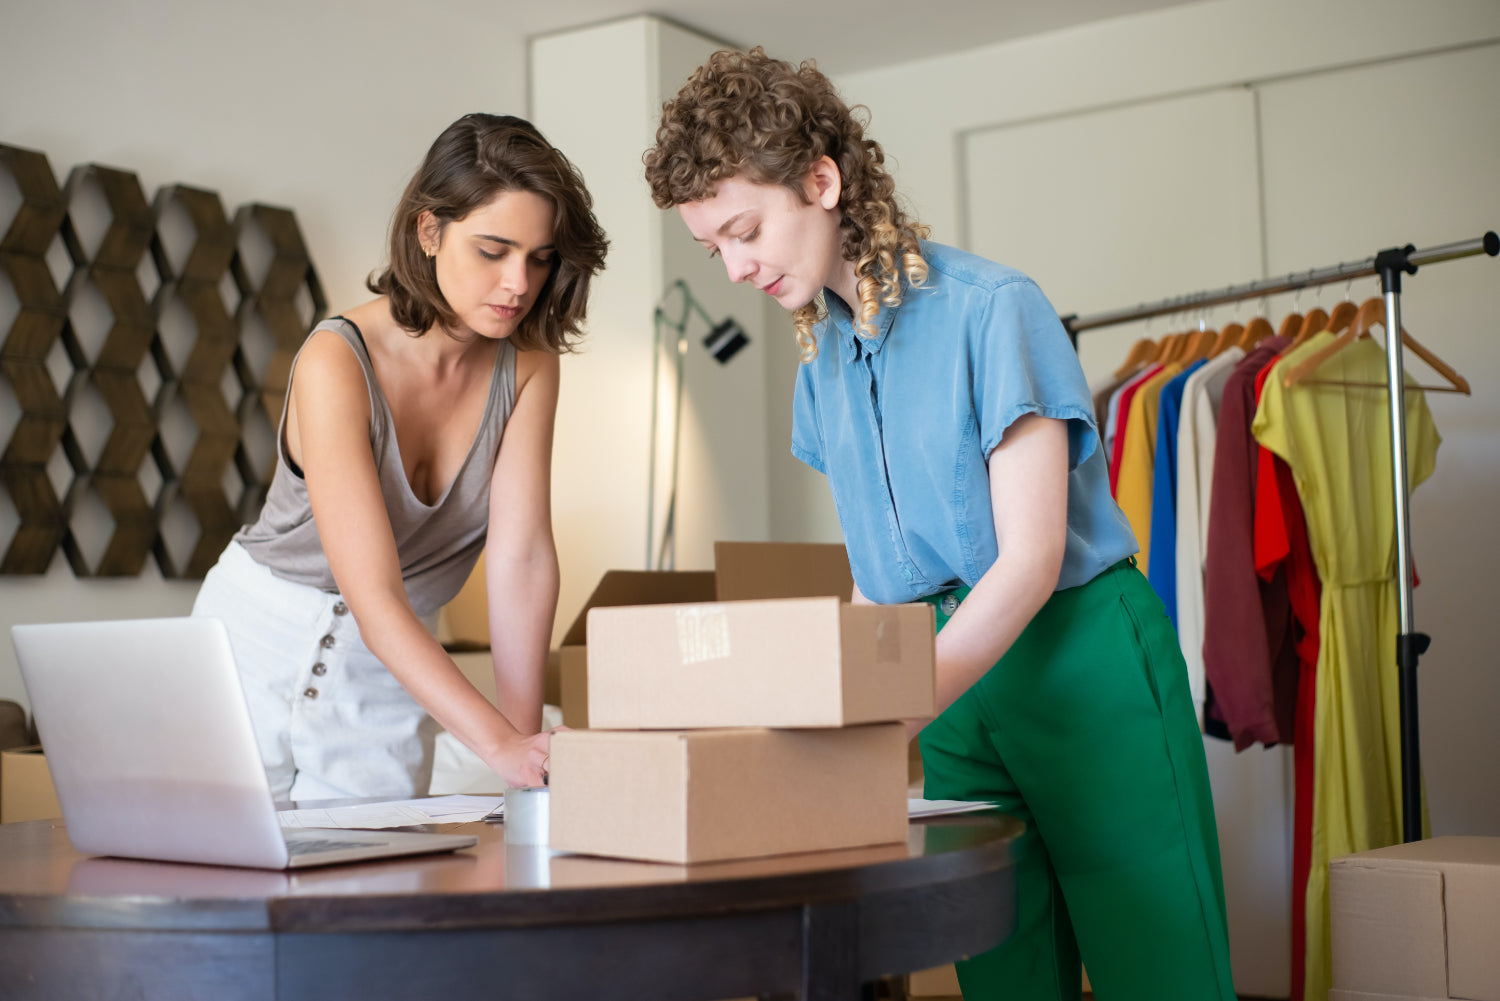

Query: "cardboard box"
<box><xmin>553</xmin><ymin>569</ymin><xmax>718</xmax><ymax>727</ymax></box>
<box><xmin>440</xmin><ymin>543</ymin><xmax>855</xmax><ymax>726</ymax></box>
<box><xmin>556</xmin><ymin>646</ymin><xmax>588</xmax><ymax>728</ymax></box>
<box><xmin>549</xmin><ymin>723</ymin><xmax>908</xmax><ymax>864</ymax></box>
<box><xmin>908</xmin><ymin>963</ymin><xmax>1089</xmax><ymax>996</ymax></box>
<box><xmin>1329</xmin><ymin>837</ymin><xmax>1500</xmax><ymax>1001</ymax></box>
<box><xmin>1</xmin><ymin>745</ymin><xmax>62</xmax><ymax>824</ymax></box>
<box><xmin>586</xmin><ymin>596</ymin><xmax>934</xmax><ymax>730</ymax></box>
<box><xmin>908</xmin><ymin>964</ymin><xmax>961</xmax><ymax>997</ymax></box>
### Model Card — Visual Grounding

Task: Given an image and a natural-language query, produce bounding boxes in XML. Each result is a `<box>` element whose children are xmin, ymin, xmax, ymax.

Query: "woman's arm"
<box><xmin>292</xmin><ymin>330</ymin><xmax>548</xmax><ymax>787</ymax></box>
<box><xmin>483</xmin><ymin>348</ymin><xmax>561</xmax><ymax>737</ymax></box>
<box><xmin>909</xmin><ymin>413</ymin><xmax>1070</xmax><ymax>734</ymax></box>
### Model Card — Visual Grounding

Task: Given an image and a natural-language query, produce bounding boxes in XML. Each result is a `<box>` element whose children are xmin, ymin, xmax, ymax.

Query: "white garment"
<box><xmin>1104</xmin><ymin>364</ymin><xmax>1159</xmax><ymax>460</ymax></box>
<box><xmin>1173</xmin><ymin>347</ymin><xmax>1244</xmax><ymax>727</ymax></box>
<box><xmin>192</xmin><ymin>541</ymin><xmax>440</xmax><ymax>802</ymax></box>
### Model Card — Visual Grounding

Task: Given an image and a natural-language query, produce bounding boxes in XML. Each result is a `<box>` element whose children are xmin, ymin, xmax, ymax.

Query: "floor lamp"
<box><xmin>645</xmin><ymin>279</ymin><xmax>749</xmax><ymax>570</ymax></box>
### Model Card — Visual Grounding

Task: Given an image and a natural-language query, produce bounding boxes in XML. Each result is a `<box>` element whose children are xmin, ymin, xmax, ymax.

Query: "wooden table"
<box><xmin>0</xmin><ymin>812</ymin><xmax>1022</xmax><ymax>1001</ymax></box>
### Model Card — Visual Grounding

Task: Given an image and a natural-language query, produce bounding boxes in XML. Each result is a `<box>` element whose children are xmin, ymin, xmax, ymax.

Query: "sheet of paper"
<box><xmin>908</xmin><ymin>798</ymin><xmax>998</xmax><ymax>818</ymax></box>
<box><xmin>278</xmin><ymin>794</ymin><xmax>504</xmax><ymax>830</ymax></box>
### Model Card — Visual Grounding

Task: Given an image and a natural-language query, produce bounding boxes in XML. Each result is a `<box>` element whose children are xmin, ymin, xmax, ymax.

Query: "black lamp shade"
<box><xmin>703</xmin><ymin>317</ymin><xmax>749</xmax><ymax>364</ymax></box>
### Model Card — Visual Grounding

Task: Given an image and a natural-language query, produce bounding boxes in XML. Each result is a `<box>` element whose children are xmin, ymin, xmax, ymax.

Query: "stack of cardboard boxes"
<box><xmin>546</xmin><ymin>542</ymin><xmax>936</xmax><ymax>865</ymax></box>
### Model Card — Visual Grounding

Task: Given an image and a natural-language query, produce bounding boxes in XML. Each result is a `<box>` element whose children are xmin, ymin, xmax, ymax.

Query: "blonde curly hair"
<box><xmin>643</xmin><ymin>47</ymin><xmax>928</xmax><ymax>360</ymax></box>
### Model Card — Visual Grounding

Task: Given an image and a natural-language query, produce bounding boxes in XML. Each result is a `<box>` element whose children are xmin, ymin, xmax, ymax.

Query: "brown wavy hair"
<box><xmin>643</xmin><ymin>47</ymin><xmax>927</xmax><ymax>359</ymax></box>
<box><xmin>368</xmin><ymin>114</ymin><xmax>608</xmax><ymax>352</ymax></box>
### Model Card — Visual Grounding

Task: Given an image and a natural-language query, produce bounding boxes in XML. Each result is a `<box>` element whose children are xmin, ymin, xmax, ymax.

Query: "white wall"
<box><xmin>0</xmin><ymin>0</ymin><xmax>531</xmax><ymax>712</ymax></box>
<box><xmin>656</xmin><ymin>22</ymin><xmax>773</xmax><ymax>568</ymax></box>
<box><xmin>533</xmin><ymin>17</ymin><xmax>772</xmax><ymax>645</ymax></box>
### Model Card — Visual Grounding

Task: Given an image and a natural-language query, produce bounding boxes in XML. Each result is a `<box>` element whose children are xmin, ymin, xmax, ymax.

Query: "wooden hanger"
<box><xmin>1113</xmin><ymin>337</ymin><xmax>1158</xmax><ymax>379</ymax></box>
<box><xmin>1325</xmin><ymin>299</ymin><xmax>1358</xmax><ymax>333</ymax></box>
<box><xmin>1277</xmin><ymin>312</ymin><xmax>1304</xmax><ymax>341</ymax></box>
<box><xmin>1153</xmin><ymin>331</ymin><xmax>1186</xmax><ymax>364</ymax></box>
<box><xmin>1282</xmin><ymin>296</ymin><xmax>1470</xmax><ymax>394</ymax></box>
<box><xmin>1183</xmin><ymin>326</ymin><xmax>1218</xmax><ymax>362</ymax></box>
<box><xmin>1208</xmin><ymin>321</ymin><xmax>1244</xmax><ymax>357</ymax></box>
<box><xmin>1292</xmin><ymin>306</ymin><xmax>1330</xmax><ymax>347</ymax></box>
<box><xmin>1238</xmin><ymin>316</ymin><xmax>1274</xmax><ymax>351</ymax></box>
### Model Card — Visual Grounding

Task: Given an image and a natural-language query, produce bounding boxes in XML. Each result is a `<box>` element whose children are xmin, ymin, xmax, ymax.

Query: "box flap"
<box><xmin>559</xmin><ymin>570</ymin><xmax>717</xmax><ymax>647</ymax></box>
<box><xmin>713</xmin><ymin>541</ymin><xmax>853</xmax><ymax>602</ymax></box>
<box><xmin>1329</xmin><ymin>992</ymin><xmax>1451</xmax><ymax>1001</ymax></box>
<box><xmin>1449</xmin><ymin>863</ymin><xmax>1500</xmax><ymax>1001</ymax></box>
<box><xmin>1350</xmin><ymin>836</ymin><xmax>1500</xmax><ymax>868</ymax></box>
<box><xmin>1329</xmin><ymin>857</ymin><xmax>1448</xmax><ymax>996</ymax></box>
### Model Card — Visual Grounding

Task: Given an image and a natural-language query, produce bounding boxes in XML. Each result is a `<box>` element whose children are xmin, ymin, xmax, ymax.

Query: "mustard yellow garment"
<box><xmin>1115</xmin><ymin>362</ymin><xmax>1182</xmax><ymax>575</ymax></box>
<box><xmin>1252</xmin><ymin>332</ymin><xmax>1439</xmax><ymax>1001</ymax></box>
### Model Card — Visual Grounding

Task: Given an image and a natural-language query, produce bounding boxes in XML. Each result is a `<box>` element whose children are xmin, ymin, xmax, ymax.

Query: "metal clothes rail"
<box><xmin>1061</xmin><ymin>232</ymin><xmax>1499</xmax><ymax>843</ymax></box>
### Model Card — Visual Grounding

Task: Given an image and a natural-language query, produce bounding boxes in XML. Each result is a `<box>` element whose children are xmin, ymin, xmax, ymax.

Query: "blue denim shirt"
<box><xmin>791</xmin><ymin>241</ymin><xmax>1138</xmax><ymax>604</ymax></box>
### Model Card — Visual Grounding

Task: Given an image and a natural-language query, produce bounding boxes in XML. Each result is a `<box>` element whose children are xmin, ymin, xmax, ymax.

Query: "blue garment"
<box><xmin>1146</xmin><ymin>359</ymin><xmax>1206</xmax><ymax>626</ymax></box>
<box><xmin>790</xmin><ymin>241</ymin><xmax>1139</xmax><ymax>604</ymax></box>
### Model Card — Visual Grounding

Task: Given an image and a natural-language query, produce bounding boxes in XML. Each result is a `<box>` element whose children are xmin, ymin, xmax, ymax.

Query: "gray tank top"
<box><xmin>234</xmin><ymin>317</ymin><xmax>516</xmax><ymax>617</ymax></box>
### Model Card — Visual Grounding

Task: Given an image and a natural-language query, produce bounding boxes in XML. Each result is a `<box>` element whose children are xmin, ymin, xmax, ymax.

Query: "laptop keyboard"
<box><xmin>285</xmin><ymin>834</ymin><xmax>383</xmax><ymax>855</ymax></box>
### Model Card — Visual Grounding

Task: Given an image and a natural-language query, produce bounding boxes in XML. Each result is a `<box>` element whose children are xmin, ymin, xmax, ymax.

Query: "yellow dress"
<box><xmin>1115</xmin><ymin>362</ymin><xmax>1182</xmax><ymax>575</ymax></box>
<box><xmin>1252</xmin><ymin>332</ymin><xmax>1439</xmax><ymax>1001</ymax></box>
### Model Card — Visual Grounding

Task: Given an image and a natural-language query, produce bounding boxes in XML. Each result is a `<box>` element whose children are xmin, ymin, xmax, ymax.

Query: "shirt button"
<box><xmin>303</xmin><ymin>687</ymin><xmax>319</xmax><ymax>699</ymax></box>
<box><xmin>311</xmin><ymin>663</ymin><xmax>327</xmax><ymax>677</ymax></box>
<box><xmin>320</xmin><ymin>634</ymin><xmax>336</xmax><ymax>649</ymax></box>
<box><xmin>940</xmin><ymin>594</ymin><xmax>960</xmax><ymax>616</ymax></box>
<box><xmin>333</xmin><ymin>602</ymin><xmax>348</xmax><ymax>616</ymax></box>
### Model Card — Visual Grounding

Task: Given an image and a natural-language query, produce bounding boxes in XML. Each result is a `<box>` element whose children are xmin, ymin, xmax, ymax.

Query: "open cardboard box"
<box><xmin>537</xmin><ymin>541</ymin><xmax>859</xmax><ymax>728</ymax></box>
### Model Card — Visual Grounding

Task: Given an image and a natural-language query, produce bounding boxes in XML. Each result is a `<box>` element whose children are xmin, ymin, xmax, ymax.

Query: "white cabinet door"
<box><xmin>963</xmin><ymin>86</ymin><xmax>1263</xmax><ymax>385</ymax></box>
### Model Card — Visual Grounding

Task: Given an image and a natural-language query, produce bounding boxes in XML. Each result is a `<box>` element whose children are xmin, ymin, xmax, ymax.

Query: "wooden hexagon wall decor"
<box><xmin>0</xmin><ymin>142</ymin><xmax>325</xmax><ymax>577</ymax></box>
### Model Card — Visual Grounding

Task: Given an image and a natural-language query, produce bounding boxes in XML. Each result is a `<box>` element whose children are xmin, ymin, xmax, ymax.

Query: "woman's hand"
<box><xmin>492</xmin><ymin>729</ymin><xmax>553</xmax><ymax>789</ymax></box>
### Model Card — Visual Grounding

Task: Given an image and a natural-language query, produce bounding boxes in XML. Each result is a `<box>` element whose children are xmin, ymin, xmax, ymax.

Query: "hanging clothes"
<box><xmin>1202</xmin><ymin>338</ymin><xmax>1299</xmax><ymax>750</ymax></box>
<box><xmin>1174</xmin><ymin>347</ymin><xmax>1244</xmax><ymax>727</ymax></box>
<box><xmin>1252</xmin><ymin>351</ymin><xmax>1324</xmax><ymax>1001</ymax></box>
<box><xmin>1106</xmin><ymin>363</ymin><xmax>1162</xmax><ymax>493</ymax></box>
<box><xmin>1147</xmin><ymin>359</ymin><xmax>1207</xmax><ymax>625</ymax></box>
<box><xmin>1252</xmin><ymin>331</ymin><xmax>1440</xmax><ymax>1001</ymax></box>
<box><xmin>1116</xmin><ymin>362</ymin><xmax>1183</xmax><ymax>573</ymax></box>
<box><xmin>1092</xmin><ymin>371</ymin><xmax>1130</xmax><ymax>433</ymax></box>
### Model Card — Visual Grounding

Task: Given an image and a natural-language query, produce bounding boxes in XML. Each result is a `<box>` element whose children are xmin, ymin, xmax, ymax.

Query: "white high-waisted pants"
<box><xmin>192</xmin><ymin>541</ymin><xmax>439</xmax><ymax>802</ymax></box>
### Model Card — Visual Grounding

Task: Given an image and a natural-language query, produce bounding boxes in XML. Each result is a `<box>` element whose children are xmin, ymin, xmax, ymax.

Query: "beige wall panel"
<box><xmin>964</xmin><ymin>86</ymin><xmax>1264</xmax><ymax>385</ymax></box>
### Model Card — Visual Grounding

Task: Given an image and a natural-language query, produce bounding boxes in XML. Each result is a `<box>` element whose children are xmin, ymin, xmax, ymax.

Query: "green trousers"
<box><xmin>919</xmin><ymin>558</ymin><xmax>1236</xmax><ymax>1001</ymax></box>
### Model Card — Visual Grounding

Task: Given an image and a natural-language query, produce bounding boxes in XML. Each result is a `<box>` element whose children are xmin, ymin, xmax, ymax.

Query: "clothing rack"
<box><xmin>1060</xmin><ymin>231</ymin><xmax>1499</xmax><ymax>843</ymax></box>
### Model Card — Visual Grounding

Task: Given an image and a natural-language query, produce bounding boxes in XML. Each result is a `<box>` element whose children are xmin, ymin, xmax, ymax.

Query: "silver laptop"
<box><xmin>11</xmin><ymin>617</ymin><xmax>476</xmax><ymax>869</ymax></box>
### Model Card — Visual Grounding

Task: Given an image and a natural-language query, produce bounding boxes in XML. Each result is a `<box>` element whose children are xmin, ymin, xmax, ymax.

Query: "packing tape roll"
<box><xmin>504</xmin><ymin>785</ymin><xmax>549</xmax><ymax>846</ymax></box>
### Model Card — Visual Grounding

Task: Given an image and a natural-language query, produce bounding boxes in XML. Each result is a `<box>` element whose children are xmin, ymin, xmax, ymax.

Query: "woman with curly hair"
<box><xmin>194</xmin><ymin>114</ymin><xmax>607</xmax><ymax>800</ymax></box>
<box><xmin>645</xmin><ymin>49</ymin><xmax>1233</xmax><ymax>1001</ymax></box>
